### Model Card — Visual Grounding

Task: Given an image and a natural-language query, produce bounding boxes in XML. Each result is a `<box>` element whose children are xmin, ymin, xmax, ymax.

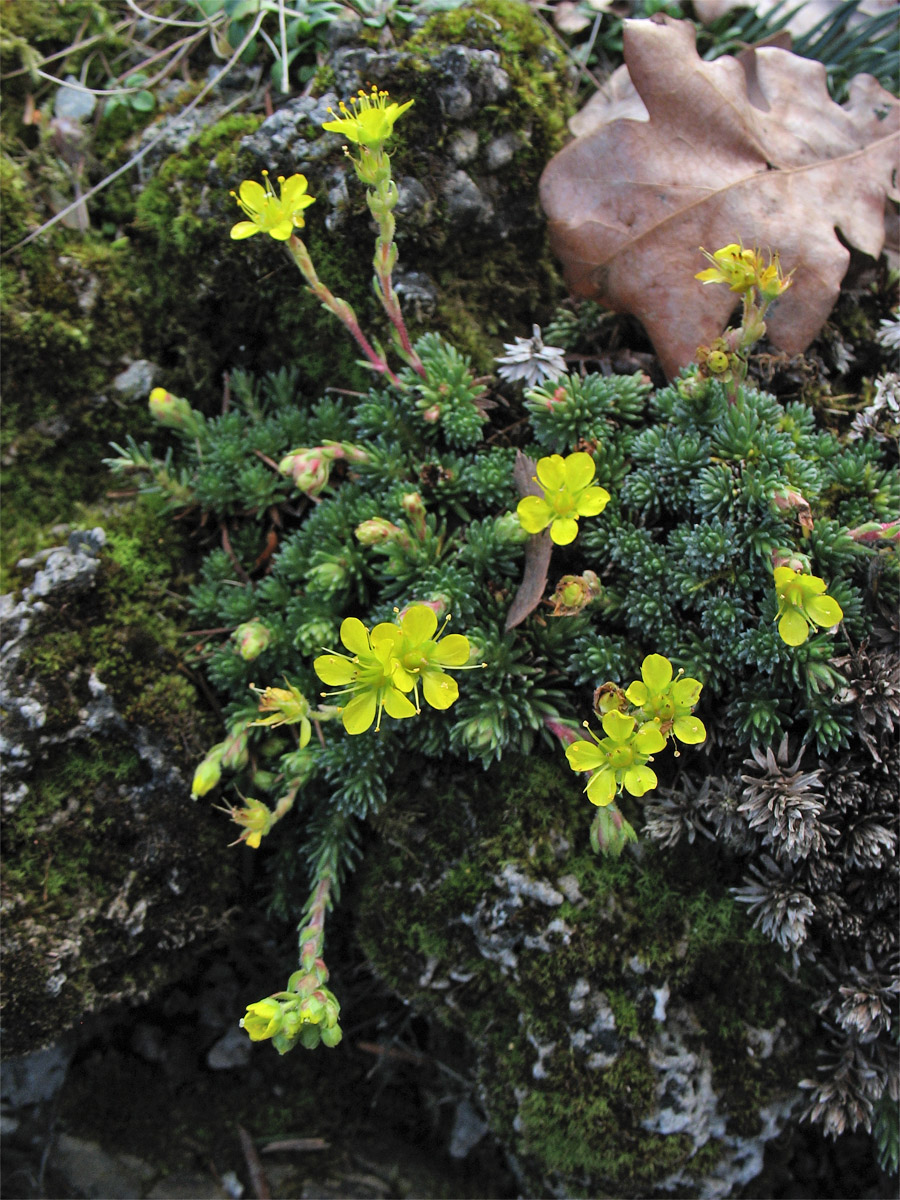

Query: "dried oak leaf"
<box><xmin>505</xmin><ymin>450</ymin><xmax>552</xmax><ymax>631</ymax></box>
<box><xmin>540</xmin><ymin>15</ymin><xmax>900</xmax><ymax>378</ymax></box>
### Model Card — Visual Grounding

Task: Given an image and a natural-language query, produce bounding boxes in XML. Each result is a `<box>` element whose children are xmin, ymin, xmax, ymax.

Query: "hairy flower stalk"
<box><xmin>240</xmin><ymin>867</ymin><xmax>342</xmax><ymax>1053</ymax></box>
<box><xmin>323</xmin><ymin>88</ymin><xmax>424</xmax><ymax>377</ymax></box>
<box><xmin>695</xmin><ymin>241</ymin><xmax>793</xmax><ymax>399</ymax></box>
<box><xmin>285</xmin><ymin>234</ymin><xmax>403</xmax><ymax>386</ymax></box>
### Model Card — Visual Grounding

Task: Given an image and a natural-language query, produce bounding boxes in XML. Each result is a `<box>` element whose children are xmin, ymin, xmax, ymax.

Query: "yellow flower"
<box><xmin>755</xmin><ymin>250</ymin><xmax>793</xmax><ymax>301</ymax></box>
<box><xmin>695</xmin><ymin>243</ymin><xmax>758</xmax><ymax>293</ymax></box>
<box><xmin>313</xmin><ymin>616</ymin><xmax>416</xmax><ymax>734</ymax></box>
<box><xmin>241</xmin><ymin>998</ymin><xmax>283</xmax><ymax>1041</ymax></box>
<box><xmin>250</xmin><ymin>681</ymin><xmax>312</xmax><ymax>747</ymax></box>
<box><xmin>221</xmin><ymin>795</ymin><xmax>274</xmax><ymax>848</ymax></box>
<box><xmin>516</xmin><ymin>452</ymin><xmax>610</xmax><ymax>546</ymax></box>
<box><xmin>696</xmin><ymin>243</ymin><xmax>793</xmax><ymax>300</ymax></box>
<box><xmin>230</xmin><ymin>171</ymin><xmax>315</xmax><ymax>241</ymax></box>
<box><xmin>321</xmin><ymin>87</ymin><xmax>414</xmax><ymax>147</ymax></box>
<box><xmin>773</xmin><ymin>567</ymin><xmax>843</xmax><ymax>646</ymax></box>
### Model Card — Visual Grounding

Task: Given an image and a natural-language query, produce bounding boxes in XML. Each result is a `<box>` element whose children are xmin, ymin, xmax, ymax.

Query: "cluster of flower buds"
<box><xmin>241</xmin><ymin>979</ymin><xmax>341</xmax><ymax>1053</ymax></box>
<box><xmin>278</xmin><ymin>441</ymin><xmax>370</xmax><ymax>499</ymax></box>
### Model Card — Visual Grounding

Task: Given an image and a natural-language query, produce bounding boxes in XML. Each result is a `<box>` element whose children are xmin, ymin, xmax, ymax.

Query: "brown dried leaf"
<box><xmin>540</xmin><ymin>16</ymin><xmax>900</xmax><ymax>377</ymax></box>
<box><xmin>505</xmin><ymin>451</ymin><xmax>552</xmax><ymax>631</ymax></box>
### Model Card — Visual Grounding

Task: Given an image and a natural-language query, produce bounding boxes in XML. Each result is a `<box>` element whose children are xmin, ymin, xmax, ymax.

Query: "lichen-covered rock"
<box><xmin>358</xmin><ymin>756</ymin><xmax>814</xmax><ymax>1198</ymax></box>
<box><xmin>0</xmin><ymin>506</ymin><xmax>238</xmax><ymax>1055</ymax></box>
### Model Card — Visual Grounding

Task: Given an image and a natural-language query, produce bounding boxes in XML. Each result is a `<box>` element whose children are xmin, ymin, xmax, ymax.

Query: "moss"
<box><xmin>357</xmin><ymin>754</ymin><xmax>813</xmax><ymax>1196</ymax></box>
<box><xmin>13</xmin><ymin>498</ymin><xmax>204</xmax><ymax>743</ymax></box>
<box><xmin>1</xmin><ymin>495</ymin><xmax>239</xmax><ymax>1054</ymax></box>
<box><xmin>3</xmin><ymin>738</ymin><xmax>149</xmax><ymax>909</ymax></box>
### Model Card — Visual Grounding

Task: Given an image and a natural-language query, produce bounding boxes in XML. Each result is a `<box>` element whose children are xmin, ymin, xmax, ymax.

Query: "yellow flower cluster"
<box><xmin>695</xmin><ymin>243</ymin><xmax>792</xmax><ymax>301</ymax></box>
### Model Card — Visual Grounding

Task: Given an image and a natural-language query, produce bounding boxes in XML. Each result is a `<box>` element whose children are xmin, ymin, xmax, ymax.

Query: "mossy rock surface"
<box><xmin>358</xmin><ymin>755</ymin><xmax>816</xmax><ymax>1197</ymax></box>
<box><xmin>1</xmin><ymin>500</ymin><xmax>239</xmax><ymax>1055</ymax></box>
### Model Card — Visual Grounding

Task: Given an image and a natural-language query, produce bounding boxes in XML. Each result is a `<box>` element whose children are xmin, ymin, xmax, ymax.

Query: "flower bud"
<box><xmin>332</xmin><ymin>441</ymin><xmax>370</xmax><ymax>465</ymax></box>
<box><xmin>589</xmin><ymin>804</ymin><xmax>637</xmax><ymax>857</ymax></box>
<box><xmin>401</xmin><ymin>492</ymin><xmax>427</xmax><ymax>539</ymax></box>
<box><xmin>279</xmin><ymin>749</ymin><xmax>318</xmax><ymax>786</ymax></box>
<box><xmin>355</xmin><ymin>518</ymin><xmax>404</xmax><ymax>546</ymax></box>
<box><xmin>307</xmin><ymin>559</ymin><xmax>348</xmax><ymax>595</ymax></box>
<box><xmin>234</xmin><ymin>620</ymin><xmax>271</xmax><ymax>661</ymax></box>
<box><xmin>240</xmin><ymin>997</ymin><xmax>283</xmax><ymax>1041</ymax></box>
<box><xmin>421</xmin><ymin>404</ymin><xmax>441</xmax><ymax>423</ymax></box>
<box><xmin>191</xmin><ymin>747</ymin><xmax>224</xmax><ymax>798</ymax></box>
<box><xmin>401</xmin><ymin>492</ymin><xmax>426</xmax><ymax>518</ymax></box>
<box><xmin>221</xmin><ymin>724</ymin><xmax>249</xmax><ymax>770</ymax></box>
<box><xmin>148</xmin><ymin>387</ymin><xmax>202</xmax><ymax>435</ymax></box>
<box><xmin>493</xmin><ymin>511</ymin><xmax>530</xmax><ymax>545</ymax></box>
<box><xmin>772</xmin><ymin>547</ymin><xmax>811</xmax><ymax>575</ymax></box>
<box><xmin>550</xmin><ymin>570</ymin><xmax>601</xmax><ymax>616</ymax></box>
<box><xmin>397</xmin><ymin>596</ymin><xmax>447</xmax><ymax>622</ymax></box>
<box><xmin>278</xmin><ymin>447</ymin><xmax>334</xmax><ymax>497</ymax></box>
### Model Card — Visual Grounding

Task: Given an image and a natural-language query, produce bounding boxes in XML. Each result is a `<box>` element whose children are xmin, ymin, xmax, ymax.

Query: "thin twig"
<box><xmin>237</xmin><ymin>1125</ymin><xmax>271</xmax><ymax>1200</ymax></box>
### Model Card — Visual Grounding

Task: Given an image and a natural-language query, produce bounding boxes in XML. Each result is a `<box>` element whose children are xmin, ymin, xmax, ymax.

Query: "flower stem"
<box><xmin>286</xmin><ymin>235</ymin><xmax>403</xmax><ymax>388</ymax></box>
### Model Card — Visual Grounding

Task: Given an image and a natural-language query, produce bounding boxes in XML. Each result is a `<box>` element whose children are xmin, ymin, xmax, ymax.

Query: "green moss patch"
<box><xmin>358</xmin><ymin>754</ymin><xmax>814</xmax><ymax>1196</ymax></box>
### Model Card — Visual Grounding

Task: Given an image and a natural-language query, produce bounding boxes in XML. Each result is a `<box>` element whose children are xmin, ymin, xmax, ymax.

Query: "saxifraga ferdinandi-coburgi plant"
<box><xmin>105</xmin><ymin>86</ymin><xmax>899</xmax><ymax>1160</ymax></box>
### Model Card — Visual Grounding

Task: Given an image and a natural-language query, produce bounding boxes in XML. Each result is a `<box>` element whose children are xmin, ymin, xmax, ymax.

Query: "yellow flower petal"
<box><xmin>340</xmin><ymin>616</ymin><xmax>371</xmax><ymax>656</ymax></box>
<box><xmin>563</xmin><ymin>451</ymin><xmax>596</xmax><ymax>491</ymax></box>
<box><xmin>423</xmin><ymin>672</ymin><xmax>459</xmax><ymax>710</ymax></box>
<box><xmin>778</xmin><ymin>609</ymin><xmax>809</xmax><ymax>646</ymax></box>
<box><xmin>806</xmin><ymin>594</ymin><xmax>843</xmax><ymax>627</ymax></box>
<box><xmin>517</xmin><ymin>495</ymin><xmax>551</xmax><ymax>533</ymax></box>
<box><xmin>401</xmin><ymin>605</ymin><xmax>438</xmax><ymax>642</ymax></box>
<box><xmin>382</xmin><ymin>687</ymin><xmax>417</xmax><ymax>720</ymax></box>
<box><xmin>230</xmin><ymin>221</ymin><xmax>261</xmax><ymax>240</ymax></box>
<box><xmin>313</xmin><ymin>654</ymin><xmax>356</xmax><ymax>686</ymax></box>
<box><xmin>586</xmin><ymin>767</ymin><xmax>617</xmax><ymax>806</ymax></box>
<box><xmin>535</xmin><ymin>454</ymin><xmax>566</xmax><ymax>490</ymax></box>
<box><xmin>576</xmin><ymin>486</ymin><xmax>610</xmax><ymax>517</ymax></box>
<box><xmin>566</xmin><ymin>740</ymin><xmax>605</xmax><ymax>772</ymax></box>
<box><xmin>549</xmin><ymin>516</ymin><xmax>578</xmax><ymax>545</ymax></box>
<box><xmin>341</xmin><ymin>692</ymin><xmax>377</xmax><ymax>734</ymax></box>
<box><xmin>435</xmin><ymin>634</ymin><xmax>470</xmax><ymax>666</ymax></box>
<box><xmin>623</xmin><ymin>764</ymin><xmax>657</xmax><ymax>797</ymax></box>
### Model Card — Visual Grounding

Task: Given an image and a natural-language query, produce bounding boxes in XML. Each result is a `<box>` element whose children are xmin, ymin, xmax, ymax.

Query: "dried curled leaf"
<box><xmin>540</xmin><ymin>16</ymin><xmax>900</xmax><ymax>377</ymax></box>
<box><xmin>505</xmin><ymin>450</ymin><xmax>552</xmax><ymax>631</ymax></box>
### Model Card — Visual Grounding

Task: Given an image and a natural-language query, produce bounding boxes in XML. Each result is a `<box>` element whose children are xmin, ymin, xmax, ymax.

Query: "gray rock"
<box><xmin>0</xmin><ymin>1042</ymin><xmax>73</xmax><ymax>1106</ymax></box>
<box><xmin>48</xmin><ymin>1134</ymin><xmax>155</xmax><ymax>1200</ymax></box>
<box><xmin>206</xmin><ymin>1023</ymin><xmax>253</xmax><ymax>1070</ymax></box>
<box><xmin>448</xmin><ymin>129</ymin><xmax>479</xmax><ymax>165</ymax></box>
<box><xmin>113</xmin><ymin>360</ymin><xmax>159</xmax><ymax>400</ymax></box>
<box><xmin>147</xmin><ymin>1174</ymin><xmax>229</xmax><ymax>1199</ymax></box>
<box><xmin>24</xmin><ymin>535</ymin><xmax>103</xmax><ymax>600</ymax></box>
<box><xmin>484</xmin><ymin>132</ymin><xmax>520</xmax><ymax>171</ymax></box>
<box><xmin>54</xmin><ymin>77</ymin><xmax>96</xmax><ymax>121</ymax></box>
<box><xmin>393</xmin><ymin>271</ymin><xmax>438</xmax><ymax>323</ymax></box>
<box><xmin>441</xmin><ymin>170</ymin><xmax>493</xmax><ymax>225</ymax></box>
<box><xmin>449</xmin><ymin>1097</ymin><xmax>489</xmax><ymax>1159</ymax></box>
